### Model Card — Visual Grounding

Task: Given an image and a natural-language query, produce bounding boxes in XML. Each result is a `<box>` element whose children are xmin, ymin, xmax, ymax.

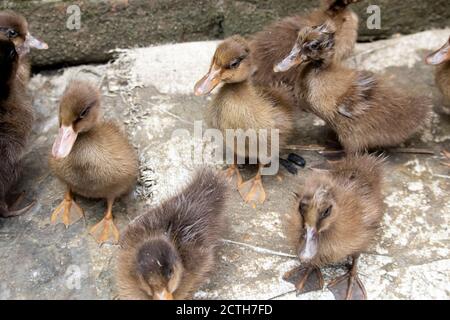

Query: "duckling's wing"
<box><xmin>337</xmin><ymin>71</ymin><xmax>378</xmax><ymax>119</ymax></box>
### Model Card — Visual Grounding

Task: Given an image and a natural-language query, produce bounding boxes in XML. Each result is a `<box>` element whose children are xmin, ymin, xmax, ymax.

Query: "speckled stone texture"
<box><xmin>0</xmin><ymin>29</ymin><xmax>449</xmax><ymax>300</ymax></box>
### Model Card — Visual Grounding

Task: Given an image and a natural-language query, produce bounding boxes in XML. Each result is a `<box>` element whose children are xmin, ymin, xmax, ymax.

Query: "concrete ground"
<box><xmin>0</xmin><ymin>29</ymin><xmax>449</xmax><ymax>300</ymax></box>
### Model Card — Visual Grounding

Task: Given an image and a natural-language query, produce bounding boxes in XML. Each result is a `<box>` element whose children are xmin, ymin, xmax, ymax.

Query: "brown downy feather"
<box><xmin>290</xmin><ymin>21</ymin><xmax>432</xmax><ymax>153</ymax></box>
<box><xmin>287</xmin><ymin>154</ymin><xmax>385</xmax><ymax>267</ymax></box>
<box><xmin>0</xmin><ymin>35</ymin><xmax>33</xmax><ymax>217</ymax></box>
<box><xmin>196</xmin><ymin>35</ymin><xmax>295</xmax><ymax>160</ymax></box>
<box><xmin>116</xmin><ymin>168</ymin><xmax>229</xmax><ymax>300</ymax></box>
<box><xmin>250</xmin><ymin>0</ymin><xmax>360</xmax><ymax>87</ymax></box>
<box><xmin>49</xmin><ymin>81</ymin><xmax>138</xmax><ymax>200</ymax></box>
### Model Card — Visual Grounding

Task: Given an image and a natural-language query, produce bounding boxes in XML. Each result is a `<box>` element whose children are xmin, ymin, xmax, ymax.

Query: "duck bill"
<box><xmin>194</xmin><ymin>66</ymin><xmax>221</xmax><ymax>96</ymax></box>
<box><xmin>52</xmin><ymin>125</ymin><xmax>78</xmax><ymax>159</ymax></box>
<box><xmin>426</xmin><ymin>41</ymin><xmax>450</xmax><ymax>65</ymax></box>
<box><xmin>274</xmin><ymin>44</ymin><xmax>302</xmax><ymax>73</ymax></box>
<box><xmin>154</xmin><ymin>289</ymin><xmax>174</xmax><ymax>300</ymax></box>
<box><xmin>299</xmin><ymin>226</ymin><xmax>318</xmax><ymax>262</ymax></box>
<box><xmin>18</xmin><ymin>33</ymin><xmax>48</xmax><ymax>56</ymax></box>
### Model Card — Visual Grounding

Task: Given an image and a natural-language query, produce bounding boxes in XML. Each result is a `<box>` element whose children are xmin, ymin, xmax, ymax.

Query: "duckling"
<box><xmin>250</xmin><ymin>0</ymin><xmax>361</xmax><ymax>87</ymax></box>
<box><xmin>0</xmin><ymin>34</ymin><xmax>34</xmax><ymax>217</ymax></box>
<box><xmin>426</xmin><ymin>36</ymin><xmax>450</xmax><ymax>167</ymax></box>
<box><xmin>274</xmin><ymin>20</ymin><xmax>432</xmax><ymax>154</ymax></box>
<box><xmin>49</xmin><ymin>80</ymin><xmax>138</xmax><ymax>244</ymax></box>
<box><xmin>284</xmin><ymin>154</ymin><xmax>385</xmax><ymax>300</ymax></box>
<box><xmin>194</xmin><ymin>35</ymin><xmax>295</xmax><ymax>206</ymax></box>
<box><xmin>0</xmin><ymin>10</ymin><xmax>48</xmax><ymax>85</ymax></box>
<box><xmin>116</xmin><ymin>168</ymin><xmax>228</xmax><ymax>300</ymax></box>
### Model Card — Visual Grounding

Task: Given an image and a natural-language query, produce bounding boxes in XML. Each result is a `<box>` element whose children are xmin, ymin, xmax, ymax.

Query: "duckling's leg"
<box><xmin>238</xmin><ymin>163</ymin><xmax>266</xmax><ymax>208</ymax></box>
<box><xmin>89</xmin><ymin>197</ymin><xmax>120</xmax><ymax>245</ymax></box>
<box><xmin>50</xmin><ymin>190</ymin><xmax>84</xmax><ymax>227</ymax></box>
<box><xmin>223</xmin><ymin>163</ymin><xmax>243</xmax><ymax>187</ymax></box>
<box><xmin>327</xmin><ymin>255</ymin><xmax>367</xmax><ymax>300</ymax></box>
<box><xmin>283</xmin><ymin>265</ymin><xmax>324</xmax><ymax>295</ymax></box>
<box><xmin>224</xmin><ymin>154</ymin><xmax>244</xmax><ymax>187</ymax></box>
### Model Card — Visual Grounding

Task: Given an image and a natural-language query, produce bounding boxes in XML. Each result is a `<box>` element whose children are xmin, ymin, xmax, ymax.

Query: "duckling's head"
<box><xmin>426</xmin><ymin>36</ymin><xmax>450</xmax><ymax>65</ymax></box>
<box><xmin>0</xmin><ymin>10</ymin><xmax>48</xmax><ymax>56</ymax></box>
<box><xmin>194</xmin><ymin>35</ymin><xmax>252</xmax><ymax>96</ymax></box>
<box><xmin>294</xmin><ymin>176</ymin><xmax>339</xmax><ymax>263</ymax></box>
<box><xmin>52</xmin><ymin>81</ymin><xmax>102</xmax><ymax>159</ymax></box>
<box><xmin>274</xmin><ymin>20</ymin><xmax>336</xmax><ymax>73</ymax></box>
<box><xmin>0</xmin><ymin>34</ymin><xmax>18</xmax><ymax>86</ymax></box>
<box><xmin>135</xmin><ymin>238</ymin><xmax>183</xmax><ymax>300</ymax></box>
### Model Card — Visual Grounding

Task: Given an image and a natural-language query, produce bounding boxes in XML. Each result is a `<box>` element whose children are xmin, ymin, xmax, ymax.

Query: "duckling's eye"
<box><xmin>6</xmin><ymin>29</ymin><xmax>18</xmax><ymax>38</ymax></box>
<box><xmin>228</xmin><ymin>59</ymin><xmax>241</xmax><ymax>69</ymax></box>
<box><xmin>308</xmin><ymin>41</ymin><xmax>320</xmax><ymax>50</ymax></box>
<box><xmin>320</xmin><ymin>206</ymin><xmax>332</xmax><ymax>219</ymax></box>
<box><xmin>79</xmin><ymin>106</ymin><xmax>91</xmax><ymax>119</ymax></box>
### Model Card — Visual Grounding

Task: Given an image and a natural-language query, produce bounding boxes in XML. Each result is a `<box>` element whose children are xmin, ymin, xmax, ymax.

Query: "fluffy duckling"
<box><xmin>49</xmin><ymin>81</ymin><xmax>138</xmax><ymax>244</ymax></box>
<box><xmin>274</xmin><ymin>20</ymin><xmax>431</xmax><ymax>154</ymax></box>
<box><xmin>285</xmin><ymin>154</ymin><xmax>385</xmax><ymax>300</ymax></box>
<box><xmin>0</xmin><ymin>34</ymin><xmax>34</xmax><ymax>217</ymax></box>
<box><xmin>116</xmin><ymin>168</ymin><xmax>228</xmax><ymax>300</ymax></box>
<box><xmin>0</xmin><ymin>10</ymin><xmax>48</xmax><ymax>85</ymax></box>
<box><xmin>194</xmin><ymin>35</ymin><xmax>295</xmax><ymax>206</ymax></box>
<box><xmin>251</xmin><ymin>0</ymin><xmax>361</xmax><ymax>87</ymax></box>
<box><xmin>426</xmin><ymin>36</ymin><xmax>450</xmax><ymax>167</ymax></box>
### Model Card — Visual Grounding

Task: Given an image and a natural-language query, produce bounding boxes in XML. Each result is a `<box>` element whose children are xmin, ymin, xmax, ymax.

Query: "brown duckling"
<box><xmin>49</xmin><ymin>80</ymin><xmax>138</xmax><ymax>244</ymax></box>
<box><xmin>194</xmin><ymin>35</ymin><xmax>295</xmax><ymax>206</ymax></box>
<box><xmin>116</xmin><ymin>168</ymin><xmax>228</xmax><ymax>300</ymax></box>
<box><xmin>0</xmin><ymin>10</ymin><xmax>48</xmax><ymax>85</ymax></box>
<box><xmin>426</xmin><ymin>36</ymin><xmax>450</xmax><ymax>167</ymax></box>
<box><xmin>274</xmin><ymin>20</ymin><xmax>432</xmax><ymax>154</ymax></box>
<box><xmin>0</xmin><ymin>34</ymin><xmax>34</xmax><ymax>217</ymax></box>
<box><xmin>285</xmin><ymin>154</ymin><xmax>385</xmax><ymax>300</ymax></box>
<box><xmin>251</xmin><ymin>0</ymin><xmax>361</xmax><ymax>87</ymax></box>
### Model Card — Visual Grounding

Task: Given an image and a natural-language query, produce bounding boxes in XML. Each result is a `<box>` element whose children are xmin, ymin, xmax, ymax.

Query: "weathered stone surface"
<box><xmin>1</xmin><ymin>0</ymin><xmax>449</xmax><ymax>69</ymax></box>
<box><xmin>0</xmin><ymin>29</ymin><xmax>449</xmax><ymax>300</ymax></box>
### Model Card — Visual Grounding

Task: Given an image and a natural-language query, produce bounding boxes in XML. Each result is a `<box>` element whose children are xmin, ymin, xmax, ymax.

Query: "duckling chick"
<box><xmin>285</xmin><ymin>154</ymin><xmax>385</xmax><ymax>300</ymax></box>
<box><xmin>116</xmin><ymin>168</ymin><xmax>228</xmax><ymax>300</ymax></box>
<box><xmin>251</xmin><ymin>0</ymin><xmax>361</xmax><ymax>87</ymax></box>
<box><xmin>274</xmin><ymin>20</ymin><xmax>432</xmax><ymax>154</ymax></box>
<box><xmin>0</xmin><ymin>10</ymin><xmax>48</xmax><ymax>85</ymax></box>
<box><xmin>194</xmin><ymin>35</ymin><xmax>295</xmax><ymax>207</ymax></box>
<box><xmin>0</xmin><ymin>34</ymin><xmax>34</xmax><ymax>217</ymax></box>
<box><xmin>49</xmin><ymin>81</ymin><xmax>138</xmax><ymax>244</ymax></box>
<box><xmin>426</xmin><ymin>36</ymin><xmax>450</xmax><ymax>167</ymax></box>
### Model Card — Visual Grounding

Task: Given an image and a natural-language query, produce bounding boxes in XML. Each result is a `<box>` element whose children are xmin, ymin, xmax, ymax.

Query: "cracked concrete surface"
<box><xmin>0</xmin><ymin>29</ymin><xmax>449</xmax><ymax>300</ymax></box>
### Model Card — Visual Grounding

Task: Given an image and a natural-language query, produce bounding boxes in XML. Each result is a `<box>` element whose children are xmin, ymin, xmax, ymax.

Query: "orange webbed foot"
<box><xmin>50</xmin><ymin>194</ymin><xmax>84</xmax><ymax>228</ymax></box>
<box><xmin>238</xmin><ymin>176</ymin><xmax>266</xmax><ymax>208</ymax></box>
<box><xmin>89</xmin><ymin>216</ymin><xmax>120</xmax><ymax>245</ymax></box>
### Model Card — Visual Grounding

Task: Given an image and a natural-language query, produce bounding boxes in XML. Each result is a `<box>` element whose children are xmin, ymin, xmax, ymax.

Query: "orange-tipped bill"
<box><xmin>194</xmin><ymin>65</ymin><xmax>221</xmax><ymax>96</ymax></box>
<box><xmin>154</xmin><ymin>289</ymin><xmax>174</xmax><ymax>300</ymax></box>
<box><xmin>426</xmin><ymin>40</ymin><xmax>450</xmax><ymax>65</ymax></box>
<box><xmin>52</xmin><ymin>125</ymin><xmax>78</xmax><ymax>159</ymax></box>
<box><xmin>274</xmin><ymin>44</ymin><xmax>302</xmax><ymax>73</ymax></box>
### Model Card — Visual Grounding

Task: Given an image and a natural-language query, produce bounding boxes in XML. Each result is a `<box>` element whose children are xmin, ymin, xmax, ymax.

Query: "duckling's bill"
<box><xmin>274</xmin><ymin>44</ymin><xmax>302</xmax><ymax>73</ymax></box>
<box><xmin>17</xmin><ymin>33</ymin><xmax>48</xmax><ymax>56</ymax></box>
<box><xmin>52</xmin><ymin>125</ymin><xmax>78</xmax><ymax>159</ymax></box>
<box><xmin>194</xmin><ymin>65</ymin><xmax>221</xmax><ymax>96</ymax></box>
<box><xmin>426</xmin><ymin>39</ymin><xmax>450</xmax><ymax>65</ymax></box>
